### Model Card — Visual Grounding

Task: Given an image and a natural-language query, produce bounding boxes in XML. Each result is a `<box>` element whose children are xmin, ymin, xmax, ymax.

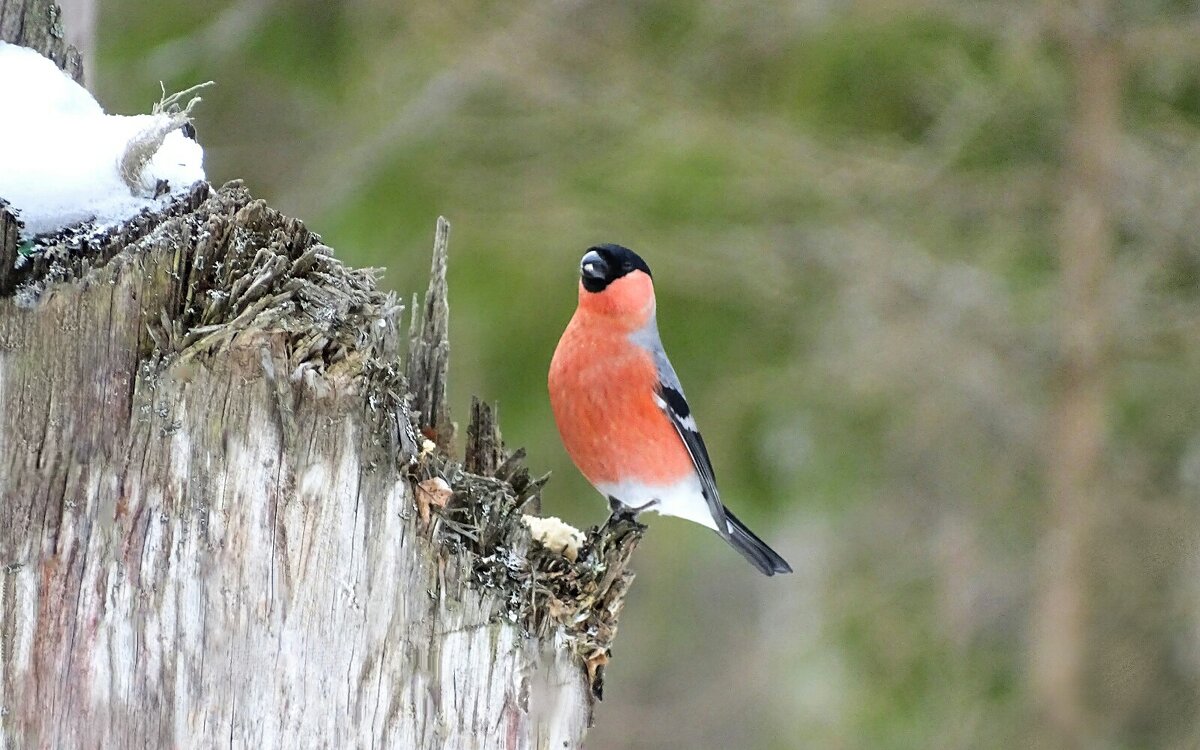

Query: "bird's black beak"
<box><xmin>580</xmin><ymin>249</ymin><xmax>609</xmax><ymax>292</ymax></box>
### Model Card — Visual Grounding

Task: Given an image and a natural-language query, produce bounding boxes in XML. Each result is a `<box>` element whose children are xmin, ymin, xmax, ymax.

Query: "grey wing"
<box><xmin>651</xmin><ymin>350</ymin><xmax>732</xmax><ymax>537</ymax></box>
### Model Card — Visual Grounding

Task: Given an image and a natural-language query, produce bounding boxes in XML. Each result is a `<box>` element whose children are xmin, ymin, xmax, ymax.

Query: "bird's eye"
<box><xmin>622</xmin><ymin>261</ymin><xmax>632</xmax><ymax>272</ymax></box>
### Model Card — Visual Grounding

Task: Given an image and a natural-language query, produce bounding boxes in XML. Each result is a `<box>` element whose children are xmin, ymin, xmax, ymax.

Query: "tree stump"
<box><xmin>0</xmin><ymin>10</ymin><xmax>641</xmax><ymax>747</ymax></box>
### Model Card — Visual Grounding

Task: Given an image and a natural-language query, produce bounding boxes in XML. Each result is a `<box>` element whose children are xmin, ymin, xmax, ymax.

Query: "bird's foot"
<box><xmin>607</xmin><ymin>496</ymin><xmax>634</xmax><ymax>521</ymax></box>
<box><xmin>606</xmin><ymin>497</ymin><xmax>657</xmax><ymax>523</ymax></box>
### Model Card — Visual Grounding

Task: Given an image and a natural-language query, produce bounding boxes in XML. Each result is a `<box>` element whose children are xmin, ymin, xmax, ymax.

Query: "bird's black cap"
<box><xmin>579</xmin><ymin>244</ymin><xmax>652</xmax><ymax>293</ymax></box>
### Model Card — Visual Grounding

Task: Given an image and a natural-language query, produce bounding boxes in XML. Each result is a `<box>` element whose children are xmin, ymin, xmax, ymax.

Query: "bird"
<box><xmin>548</xmin><ymin>243</ymin><xmax>792</xmax><ymax>576</ymax></box>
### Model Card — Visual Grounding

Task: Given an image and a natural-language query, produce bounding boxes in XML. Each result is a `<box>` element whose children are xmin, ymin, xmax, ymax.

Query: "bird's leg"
<box><xmin>606</xmin><ymin>497</ymin><xmax>658</xmax><ymax>522</ymax></box>
<box><xmin>602</xmin><ymin>497</ymin><xmax>652</xmax><ymax>537</ymax></box>
<box><xmin>607</xmin><ymin>496</ymin><xmax>637</xmax><ymax>521</ymax></box>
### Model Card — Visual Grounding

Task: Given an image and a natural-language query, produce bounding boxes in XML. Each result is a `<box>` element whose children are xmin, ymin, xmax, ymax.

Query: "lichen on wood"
<box><xmin>0</xmin><ymin>0</ymin><xmax>83</xmax><ymax>83</ymax></box>
<box><xmin>422</xmin><ymin>397</ymin><xmax>644</xmax><ymax>702</ymax></box>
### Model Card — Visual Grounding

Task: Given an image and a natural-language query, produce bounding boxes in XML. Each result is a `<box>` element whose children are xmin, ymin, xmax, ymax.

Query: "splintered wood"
<box><xmin>421</xmin><ymin>398</ymin><xmax>644</xmax><ymax>703</ymax></box>
<box><xmin>407</xmin><ymin>216</ymin><xmax>453</xmax><ymax>450</ymax></box>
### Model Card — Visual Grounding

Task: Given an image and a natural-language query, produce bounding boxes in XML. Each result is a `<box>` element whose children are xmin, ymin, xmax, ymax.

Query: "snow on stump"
<box><xmin>0</xmin><ymin>41</ymin><xmax>207</xmax><ymax>239</ymax></box>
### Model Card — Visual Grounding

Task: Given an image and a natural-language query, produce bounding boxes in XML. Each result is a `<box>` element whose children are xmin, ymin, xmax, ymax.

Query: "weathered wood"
<box><xmin>0</xmin><ymin>179</ymin><xmax>642</xmax><ymax>747</ymax></box>
<box><xmin>0</xmin><ymin>0</ymin><xmax>83</xmax><ymax>82</ymax></box>
<box><xmin>407</xmin><ymin>216</ymin><xmax>454</xmax><ymax>450</ymax></box>
<box><xmin>464</xmin><ymin>398</ymin><xmax>547</xmax><ymax>515</ymax></box>
<box><xmin>0</xmin><ymin>202</ymin><xmax>18</xmax><ymax>296</ymax></box>
<box><xmin>465</xmin><ymin>397</ymin><xmax>505</xmax><ymax>476</ymax></box>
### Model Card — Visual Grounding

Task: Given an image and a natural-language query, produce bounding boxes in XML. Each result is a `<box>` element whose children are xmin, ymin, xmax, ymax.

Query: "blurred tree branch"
<box><xmin>1032</xmin><ymin>1</ymin><xmax>1121</xmax><ymax>747</ymax></box>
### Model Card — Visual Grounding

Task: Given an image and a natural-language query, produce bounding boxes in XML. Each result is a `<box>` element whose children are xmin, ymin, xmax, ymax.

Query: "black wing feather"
<box><xmin>655</xmin><ymin>363</ymin><xmax>793</xmax><ymax>575</ymax></box>
<box><xmin>658</xmin><ymin>383</ymin><xmax>731</xmax><ymax>538</ymax></box>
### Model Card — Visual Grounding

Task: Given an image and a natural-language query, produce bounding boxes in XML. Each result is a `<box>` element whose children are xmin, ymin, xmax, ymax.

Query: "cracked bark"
<box><xmin>0</xmin><ymin>8</ymin><xmax>640</xmax><ymax>747</ymax></box>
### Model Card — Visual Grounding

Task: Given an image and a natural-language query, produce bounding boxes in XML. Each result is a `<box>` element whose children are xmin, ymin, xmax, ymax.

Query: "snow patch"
<box><xmin>0</xmin><ymin>42</ymin><xmax>208</xmax><ymax>239</ymax></box>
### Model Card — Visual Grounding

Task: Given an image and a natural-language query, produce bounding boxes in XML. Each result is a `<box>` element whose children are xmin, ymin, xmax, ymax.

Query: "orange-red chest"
<box><xmin>548</xmin><ymin>312</ymin><xmax>694</xmax><ymax>487</ymax></box>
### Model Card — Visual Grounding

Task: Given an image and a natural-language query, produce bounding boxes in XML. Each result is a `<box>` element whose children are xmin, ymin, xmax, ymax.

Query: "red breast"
<box><xmin>549</xmin><ymin>273</ymin><xmax>695</xmax><ymax>488</ymax></box>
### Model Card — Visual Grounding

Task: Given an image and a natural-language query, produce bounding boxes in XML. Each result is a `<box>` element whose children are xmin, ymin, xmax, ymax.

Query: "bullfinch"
<box><xmin>548</xmin><ymin>244</ymin><xmax>792</xmax><ymax>576</ymax></box>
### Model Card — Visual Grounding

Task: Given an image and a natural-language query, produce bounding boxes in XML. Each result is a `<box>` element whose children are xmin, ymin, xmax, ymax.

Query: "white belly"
<box><xmin>594</xmin><ymin>474</ymin><xmax>719</xmax><ymax>531</ymax></box>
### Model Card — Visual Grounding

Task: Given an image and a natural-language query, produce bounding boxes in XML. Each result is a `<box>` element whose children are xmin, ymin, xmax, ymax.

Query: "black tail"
<box><xmin>721</xmin><ymin>508</ymin><xmax>792</xmax><ymax>576</ymax></box>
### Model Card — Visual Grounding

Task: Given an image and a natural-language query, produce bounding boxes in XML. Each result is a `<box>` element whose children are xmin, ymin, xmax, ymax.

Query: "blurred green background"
<box><xmin>82</xmin><ymin>0</ymin><xmax>1200</xmax><ymax>747</ymax></box>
